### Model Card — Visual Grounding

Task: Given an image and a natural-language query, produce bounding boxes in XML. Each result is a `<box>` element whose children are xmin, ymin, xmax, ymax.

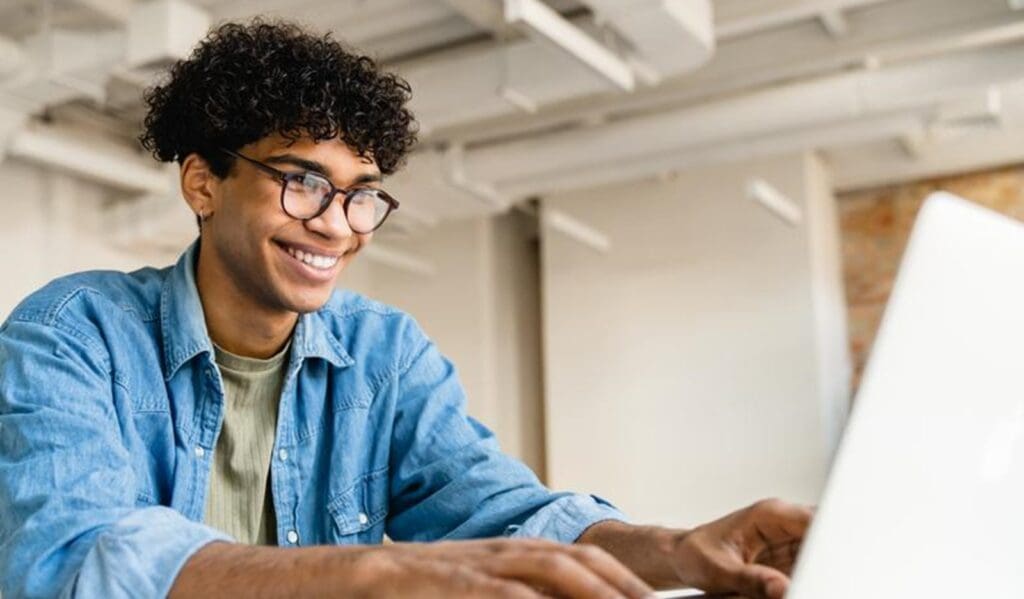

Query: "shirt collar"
<box><xmin>159</xmin><ymin>240</ymin><xmax>353</xmax><ymax>380</ymax></box>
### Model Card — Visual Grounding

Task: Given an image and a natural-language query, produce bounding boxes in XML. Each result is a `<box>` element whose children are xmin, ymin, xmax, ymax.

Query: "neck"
<box><xmin>194</xmin><ymin>239</ymin><xmax>297</xmax><ymax>359</ymax></box>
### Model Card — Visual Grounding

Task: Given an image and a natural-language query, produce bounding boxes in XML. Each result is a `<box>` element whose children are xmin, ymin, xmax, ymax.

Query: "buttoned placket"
<box><xmin>271</xmin><ymin>358</ymin><xmax>304</xmax><ymax>546</ymax></box>
<box><xmin>190</xmin><ymin>358</ymin><xmax>226</xmax><ymax>521</ymax></box>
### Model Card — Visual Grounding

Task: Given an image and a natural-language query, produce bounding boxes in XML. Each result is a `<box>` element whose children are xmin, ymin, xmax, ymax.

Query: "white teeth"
<box><xmin>284</xmin><ymin>245</ymin><xmax>338</xmax><ymax>270</ymax></box>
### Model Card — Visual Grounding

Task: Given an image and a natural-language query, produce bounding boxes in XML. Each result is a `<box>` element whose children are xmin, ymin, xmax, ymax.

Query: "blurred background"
<box><xmin>1</xmin><ymin>0</ymin><xmax>1024</xmax><ymax>528</ymax></box>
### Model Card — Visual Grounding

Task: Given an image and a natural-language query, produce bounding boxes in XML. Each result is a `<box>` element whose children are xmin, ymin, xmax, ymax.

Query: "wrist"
<box><xmin>648</xmin><ymin>526</ymin><xmax>693</xmax><ymax>589</ymax></box>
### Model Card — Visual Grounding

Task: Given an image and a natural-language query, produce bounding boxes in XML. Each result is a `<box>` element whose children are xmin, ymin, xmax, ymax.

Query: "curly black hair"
<box><xmin>140</xmin><ymin>19</ymin><xmax>418</xmax><ymax>178</ymax></box>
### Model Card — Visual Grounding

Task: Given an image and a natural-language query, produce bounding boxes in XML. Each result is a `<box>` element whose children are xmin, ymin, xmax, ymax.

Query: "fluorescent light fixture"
<box><xmin>504</xmin><ymin>0</ymin><xmax>635</xmax><ymax>91</ymax></box>
<box><xmin>747</xmin><ymin>178</ymin><xmax>803</xmax><ymax>226</ymax></box>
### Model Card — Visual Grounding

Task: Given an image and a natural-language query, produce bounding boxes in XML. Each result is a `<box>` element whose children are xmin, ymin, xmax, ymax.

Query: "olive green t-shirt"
<box><xmin>203</xmin><ymin>340</ymin><xmax>290</xmax><ymax>545</ymax></box>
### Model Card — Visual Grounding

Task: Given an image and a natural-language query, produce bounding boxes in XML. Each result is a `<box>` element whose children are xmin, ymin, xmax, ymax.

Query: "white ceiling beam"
<box><xmin>504</xmin><ymin>0</ymin><xmax>635</xmax><ymax>91</ymax></box>
<box><xmin>416</xmin><ymin>0</ymin><xmax>1023</xmax><ymax>145</ymax></box>
<box><xmin>464</xmin><ymin>43</ymin><xmax>1024</xmax><ymax>184</ymax></box>
<box><xmin>715</xmin><ymin>0</ymin><xmax>890</xmax><ymax>40</ymax></box>
<box><xmin>830</xmin><ymin>123</ymin><xmax>1024</xmax><ymax>192</ymax></box>
<box><xmin>495</xmin><ymin>113</ymin><xmax>923</xmax><ymax>200</ymax></box>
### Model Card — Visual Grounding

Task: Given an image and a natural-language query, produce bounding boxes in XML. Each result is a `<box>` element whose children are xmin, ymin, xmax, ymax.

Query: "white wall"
<box><xmin>539</xmin><ymin>151</ymin><xmax>851</xmax><ymax>527</ymax></box>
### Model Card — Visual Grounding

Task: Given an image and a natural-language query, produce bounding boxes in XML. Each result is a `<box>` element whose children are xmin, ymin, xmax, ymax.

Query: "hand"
<box><xmin>668</xmin><ymin>498</ymin><xmax>813</xmax><ymax>599</ymax></box>
<box><xmin>353</xmin><ymin>537</ymin><xmax>657</xmax><ymax>598</ymax></box>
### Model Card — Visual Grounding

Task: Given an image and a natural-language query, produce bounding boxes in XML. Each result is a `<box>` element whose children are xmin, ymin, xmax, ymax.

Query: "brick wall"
<box><xmin>838</xmin><ymin>165</ymin><xmax>1024</xmax><ymax>389</ymax></box>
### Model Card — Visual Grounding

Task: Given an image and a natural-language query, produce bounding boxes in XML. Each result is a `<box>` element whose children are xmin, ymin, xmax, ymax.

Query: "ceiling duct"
<box><xmin>504</xmin><ymin>0</ymin><xmax>636</xmax><ymax>91</ymax></box>
<box><xmin>581</xmin><ymin>0</ymin><xmax>715</xmax><ymax>78</ymax></box>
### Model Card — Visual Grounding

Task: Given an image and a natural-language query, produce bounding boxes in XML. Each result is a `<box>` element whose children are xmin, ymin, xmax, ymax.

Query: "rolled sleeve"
<box><xmin>66</xmin><ymin>508</ymin><xmax>230</xmax><ymax>598</ymax></box>
<box><xmin>507</xmin><ymin>494</ymin><xmax>628</xmax><ymax>543</ymax></box>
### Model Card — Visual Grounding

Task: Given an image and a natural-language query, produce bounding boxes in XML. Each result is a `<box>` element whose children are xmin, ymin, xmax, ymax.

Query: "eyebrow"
<box><xmin>264</xmin><ymin>153</ymin><xmax>382</xmax><ymax>185</ymax></box>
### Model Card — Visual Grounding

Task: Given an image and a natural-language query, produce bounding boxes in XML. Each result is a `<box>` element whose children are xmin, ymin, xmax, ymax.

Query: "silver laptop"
<box><xmin>789</xmin><ymin>191</ymin><xmax>1024</xmax><ymax>598</ymax></box>
<box><xmin>660</xmin><ymin>192</ymin><xmax>1024</xmax><ymax>598</ymax></box>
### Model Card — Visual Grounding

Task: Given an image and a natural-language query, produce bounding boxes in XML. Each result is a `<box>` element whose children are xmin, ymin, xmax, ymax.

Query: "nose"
<box><xmin>303</xmin><ymin>192</ymin><xmax>354</xmax><ymax>239</ymax></box>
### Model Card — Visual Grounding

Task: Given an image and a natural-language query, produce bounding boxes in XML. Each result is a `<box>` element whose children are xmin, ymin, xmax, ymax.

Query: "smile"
<box><xmin>277</xmin><ymin>242</ymin><xmax>341</xmax><ymax>271</ymax></box>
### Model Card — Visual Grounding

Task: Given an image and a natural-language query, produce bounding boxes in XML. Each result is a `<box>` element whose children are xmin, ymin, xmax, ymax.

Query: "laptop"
<box><xmin>659</xmin><ymin>192</ymin><xmax>1024</xmax><ymax>598</ymax></box>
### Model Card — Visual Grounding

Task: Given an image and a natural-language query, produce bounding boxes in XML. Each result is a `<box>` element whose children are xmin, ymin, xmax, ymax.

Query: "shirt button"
<box><xmin>278</xmin><ymin>448</ymin><xmax>289</xmax><ymax>461</ymax></box>
<box><xmin>286</xmin><ymin>530</ymin><xmax>299</xmax><ymax>544</ymax></box>
<box><xmin>358</xmin><ymin>512</ymin><xmax>369</xmax><ymax>525</ymax></box>
<box><xmin>194</xmin><ymin>446</ymin><xmax>205</xmax><ymax>458</ymax></box>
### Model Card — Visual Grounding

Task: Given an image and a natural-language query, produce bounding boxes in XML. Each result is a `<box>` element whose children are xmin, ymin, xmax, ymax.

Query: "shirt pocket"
<box><xmin>326</xmin><ymin>467</ymin><xmax>389</xmax><ymax>544</ymax></box>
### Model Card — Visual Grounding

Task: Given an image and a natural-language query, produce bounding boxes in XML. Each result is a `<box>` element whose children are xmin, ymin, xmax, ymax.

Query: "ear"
<box><xmin>180</xmin><ymin>153</ymin><xmax>222</xmax><ymax>220</ymax></box>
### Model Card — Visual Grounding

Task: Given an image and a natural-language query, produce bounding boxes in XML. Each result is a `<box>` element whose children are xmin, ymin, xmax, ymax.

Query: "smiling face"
<box><xmin>189</xmin><ymin>134</ymin><xmax>381</xmax><ymax>317</ymax></box>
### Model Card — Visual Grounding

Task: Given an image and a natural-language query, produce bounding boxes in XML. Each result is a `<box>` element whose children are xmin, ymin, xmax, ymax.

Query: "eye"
<box><xmin>286</xmin><ymin>172</ymin><xmax>332</xmax><ymax>196</ymax></box>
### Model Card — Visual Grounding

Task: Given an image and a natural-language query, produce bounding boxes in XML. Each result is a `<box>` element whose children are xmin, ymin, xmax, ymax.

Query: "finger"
<box><xmin>482</xmin><ymin>549</ymin><xmax>632</xmax><ymax>599</ymax></box>
<box><xmin>749</xmin><ymin>499</ymin><xmax>814</xmax><ymax>540</ymax></box>
<box><xmin>569</xmin><ymin>544</ymin><xmax>655</xmax><ymax>599</ymax></box>
<box><xmin>756</xmin><ymin>540</ymin><xmax>801</xmax><ymax>574</ymax></box>
<box><xmin>403</xmin><ymin>554</ymin><xmax>546</xmax><ymax>599</ymax></box>
<box><xmin>731</xmin><ymin>563</ymin><xmax>789</xmax><ymax>599</ymax></box>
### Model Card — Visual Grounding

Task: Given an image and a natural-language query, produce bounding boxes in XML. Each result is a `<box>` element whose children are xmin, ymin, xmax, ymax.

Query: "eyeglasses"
<box><xmin>220</xmin><ymin>148</ymin><xmax>399</xmax><ymax>234</ymax></box>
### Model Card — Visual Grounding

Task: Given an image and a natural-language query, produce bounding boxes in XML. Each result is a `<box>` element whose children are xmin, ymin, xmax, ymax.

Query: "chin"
<box><xmin>284</xmin><ymin>286</ymin><xmax>336</xmax><ymax>314</ymax></box>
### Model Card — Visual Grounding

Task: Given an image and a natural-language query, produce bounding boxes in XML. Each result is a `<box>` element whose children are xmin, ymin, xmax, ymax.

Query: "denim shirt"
<box><xmin>0</xmin><ymin>241</ymin><xmax>625</xmax><ymax>599</ymax></box>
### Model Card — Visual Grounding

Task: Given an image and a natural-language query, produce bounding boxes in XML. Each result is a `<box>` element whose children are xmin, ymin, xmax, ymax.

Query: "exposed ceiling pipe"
<box><xmin>496</xmin><ymin>112</ymin><xmax>924</xmax><ymax>200</ymax></box>
<box><xmin>715</xmin><ymin>0</ymin><xmax>891</xmax><ymax>40</ymax></box>
<box><xmin>412</xmin><ymin>0</ymin><xmax>1024</xmax><ymax>147</ymax></box>
<box><xmin>7</xmin><ymin>125</ymin><xmax>171</xmax><ymax>195</ymax></box>
<box><xmin>462</xmin><ymin>43</ymin><xmax>1024</xmax><ymax>185</ymax></box>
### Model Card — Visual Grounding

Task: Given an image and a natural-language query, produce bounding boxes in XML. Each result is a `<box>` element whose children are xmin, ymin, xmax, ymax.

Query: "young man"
<box><xmin>0</xmin><ymin>20</ymin><xmax>811</xmax><ymax>599</ymax></box>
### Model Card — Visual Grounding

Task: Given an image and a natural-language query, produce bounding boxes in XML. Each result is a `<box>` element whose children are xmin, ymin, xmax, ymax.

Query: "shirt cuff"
<box><xmin>507</xmin><ymin>494</ymin><xmax>629</xmax><ymax>544</ymax></box>
<box><xmin>65</xmin><ymin>506</ymin><xmax>233</xmax><ymax>599</ymax></box>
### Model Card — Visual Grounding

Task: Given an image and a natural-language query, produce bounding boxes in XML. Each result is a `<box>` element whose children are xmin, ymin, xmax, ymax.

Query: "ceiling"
<box><xmin>2</xmin><ymin>0</ymin><xmax>1024</xmax><ymax>251</ymax></box>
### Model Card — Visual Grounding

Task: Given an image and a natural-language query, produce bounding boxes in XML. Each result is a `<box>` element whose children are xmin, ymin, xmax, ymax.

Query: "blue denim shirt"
<box><xmin>0</xmin><ymin>241</ymin><xmax>625</xmax><ymax>599</ymax></box>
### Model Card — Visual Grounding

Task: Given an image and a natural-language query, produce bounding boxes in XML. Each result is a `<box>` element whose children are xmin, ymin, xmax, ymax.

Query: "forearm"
<box><xmin>169</xmin><ymin>541</ymin><xmax>379</xmax><ymax>599</ymax></box>
<box><xmin>576</xmin><ymin>520</ymin><xmax>685</xmax><ymax>589</ymax></box>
